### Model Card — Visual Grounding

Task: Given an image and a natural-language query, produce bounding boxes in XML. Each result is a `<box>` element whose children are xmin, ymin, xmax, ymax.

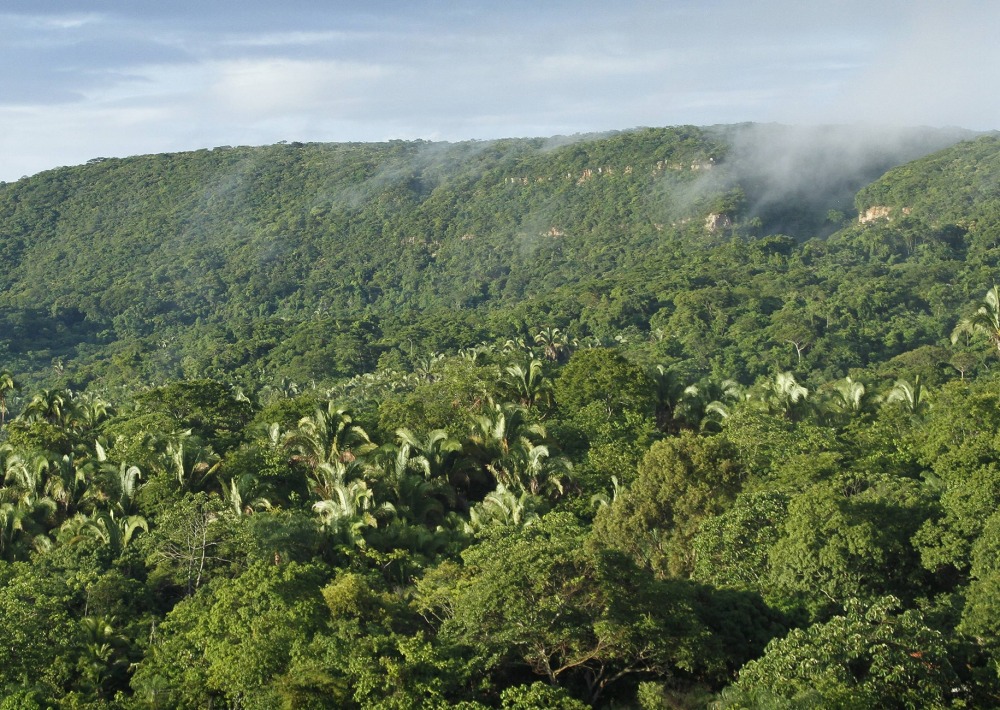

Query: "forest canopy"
<box><xmin>1</xmin><ymin>124</ymin><xmax>1000</xmax><ymax>707</ymax></box>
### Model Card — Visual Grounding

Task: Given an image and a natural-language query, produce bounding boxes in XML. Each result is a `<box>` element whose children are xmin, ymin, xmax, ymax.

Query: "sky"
<box><xmin>0</xmin><ymin>0</ymin><xmax>997</xmax><ymax>182</ymax></box>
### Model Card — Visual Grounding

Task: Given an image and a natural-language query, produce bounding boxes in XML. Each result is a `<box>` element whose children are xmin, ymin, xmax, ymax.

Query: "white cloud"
<box><xmin>207</xmin><ymin>58</ymin><xmax>391</xmax><ymax>118</ymax></box>
<box><xmin>528</xmin><ymin>50</ymin><xmax>677</xmax><ymax>80</ymax></box>
<box><xmin>219</xmin><ymin>30</ymin><xmax>373</xmax><ymax>48</ymax></box>
<box><xmin>802</xmin><ymin>2</ymin><xmax>1000</xmax><ymax>129</ymax></box>
<box><xmin>0</xmin><ymin>1</ymin><xmax>998</xmax><ymax>181</ymax></box>
<box><xmin>0</xmin><ymin>12</ymin><xmax>106</xmax><ymax>31</ymax></box>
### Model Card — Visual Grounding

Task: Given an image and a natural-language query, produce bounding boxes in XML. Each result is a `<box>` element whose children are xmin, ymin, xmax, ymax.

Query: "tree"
<box><xmin>135</xmin><ymin>379</ymin><xmax>254</xmax><ymax>453</ymax></box>
<box><xmin>466</xmin><ymin>484</ymin><xmax>543</xmax><ymax>532</ymax></box>
<box><xmin>720</xmin><ymin>597</ymin><xmax>966</xmax><ymax>709</ymax></box>
<box><xmin>752</xmin><ymin>371</ymin><xmax>810</xmax><ymax>421</ymax></box>
<box><xmin>502</xmin><ymin>359</ymin><xmax>553</xmax><ymax>410</ymax></box>
<box><xmin>421</xmin><ymin>512</ymin><xmax>711</xmax><ymax>705</ymax></box>
<box><xmin>131</xmin><ymin>562</ymin><xmax>329</xmax><ymax>708</ymax></box>
<box><xmin>885</xmin><ymin>375</ymin><xmax>929</xmax><ymax>417</ymax></box>
<box><xmin>767</xmin><ymin>475</ymin><xmax>932</xmax><ymax>616</ymax></box>
<box><xmin>466</xmin><ymin>399</ymin><xmax>548</xmax><ymax>493</ymax></box>
<box><xmin>820</xmin><ymin>376</ymin><xmax>879</xmax><ymax>423</ymax></box>
<box><xmin>692</xmin><ymin>490</ymin><xmax>789</xmax><ymax>594</ymax></box>
<box><xmin>155</xmin><ymin>429</ymin><xmax>221</xmax><ymax>492</ymax></box>
<box><xmin>59</xmin><ymin>509</ymin><xmax>148</xmax><ymax>559</ymax></box>
<box><xmin>143</xmin><ymin>492</ymin><xmax>233</xmax><ymax>596</ymax></box>
<box><xmin>369</xmin><ymin>441</ymin><xmax>450</xmax><ymax>527</ymax></box>
<box><xmin>0</xmin><ymin>371</ymin><xmax>18</xmax><ymax>425</ymax></box>
<box><xmin>952</xmin><ymin>284</ymin><xmax>1000</xmax><ymax>355</ymax></box>
<box><xmin>0</xmin><ymin>498</ymin><xmax>55</xmax><ymax>561</ymax></box>
<box><xmin>592</xmin><ymin>432</ymin><xmax>745</xmax><ymax>578</ymax></box>
<box><xmin>312</xmin><ymin>476</ymin><xmax>382</xmax><ymax>548</ymax></box>
<box><xmin>395</xmin><ymin>427</ymin><xmax>462</xmax><ymax>483</ymax></box>
<box><xmin>534</xmin><ymin>326</ymin><xmax>573</xmax><ymax>362</ymax></box>
<box><xmin>674</xmin><ymin>377</ymin><xmax>743</xmax><ymax>430</ymax></box>
<box><xmin>0</xmin><ymin>561</ymin><xmax>78</xmax><ymax>697</ymax></box>
<box><xmin>284</xmin><ymin>401</ymin><xmax>375</xmax><ymax>470</ymax></box>
<box><xmin>73</xmin><ymin>615</ymin><xmax>131</xmax><ymax>701</ymax></box>
<box><xmin>22</xmin><ymin>389</ymin><xmax>69</xmax><ymax>426</ymax></box>
<box><xmin>553</xmin><ymin>348</ymin><xmax>655</xmax><ymax>419</ymax></box>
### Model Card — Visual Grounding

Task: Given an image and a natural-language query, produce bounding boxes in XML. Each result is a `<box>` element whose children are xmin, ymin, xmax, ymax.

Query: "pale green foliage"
<box><xmin>131</xmin><ymin>562</ymin><xmax>328</xmax><ymax>708</ymax></box>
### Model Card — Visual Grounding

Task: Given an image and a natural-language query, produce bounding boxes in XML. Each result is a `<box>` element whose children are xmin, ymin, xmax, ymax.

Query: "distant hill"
<box><xmin>0</xmin><ymin>124</ymin><xmax>986</xmax><ymax>389</ymax></box>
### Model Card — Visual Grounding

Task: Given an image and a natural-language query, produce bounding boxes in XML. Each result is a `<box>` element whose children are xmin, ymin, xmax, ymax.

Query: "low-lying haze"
<box><xmin>0</xmin><ymin>1</ymin><xmax>997</xmax><ymax>182</ymax></box>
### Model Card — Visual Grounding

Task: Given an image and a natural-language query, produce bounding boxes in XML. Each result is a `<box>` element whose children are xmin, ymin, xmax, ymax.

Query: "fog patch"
<box><xmin>705</xmin><ymin>123</ymin><xmax>977</xmax><ymax>236</ymax></box>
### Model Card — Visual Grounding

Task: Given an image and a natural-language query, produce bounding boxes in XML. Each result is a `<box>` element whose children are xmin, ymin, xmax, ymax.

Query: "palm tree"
<box><xmin>465</xmin><ymin>399</ymin><xmax>569</xmax><ymax>498</ymax></box>
<box><xmin>755</xmin><ymin>371</ymin><xmax>810</xmax><ymax>420</ymax></box>
<box><xmin>0</xmin><ymin>498</ymin><xmax>55</xmax><ymax>560</ymax></box>
<box><xmin>75</xmin><ymin>616</ymin><xmax>125</xmax><ymax>698</ymax></box>
<box><xmin>502</xmin><ymin>359</ymin><xmax>553</xmax><ymax>410</ymax></box>
<box><xmin>220</xmin><ymin>475</ymin><xmax>271</xmax><ymax>516</ymax></box>
<box><xmin>155</xmin><ymin>430</ymin><xmax>221</xmax><ymax>491</ymax></box>
<box><xmin>468</xmin><ymin>400</ymin><xmax>547</xmax><ymax>459</ymax></box>
<box><xmin>820</xmin><ymin>377</ymin><xmax>880</xmax><ymax>423</ymax></box>
<box><xmin>312</xmin><ymin>479</ymin><xmax>381</xmax><ymax>548</ymax></box>
<box><xmin>113</xmin><ymin>463</ymin><xmax>144</xmax><ymax>516</ymax></box>
<box><xmin>259</xmin><ymin>376</ymin><xmax>300</xmax><ymax>404</ymax></box>
<box><xmin>59</xmin><ymin>510</ymin><xmax>148</xmax><ymax>556</ymax></box>
<box><xmin>534</xmin><ymin>327</ymin><xmax>573</xmax><ymax>362</ymax></box>
<box><xmin>503</xmin><ymin>443</ymin><xmax>572</xmax><ymax>497</ymax></box>
<box><xmin>0</xmin><ymin>445</ymin><xmax>58</xmax><ymax>559</ymax></box>
<box><xmin>501</xmin><ymin>336</ymin><xmax>533</xmax><ymax>356</ymax></box>
<box><xmin>284</xmin><ymin>401</ymin><xmax>375</xmax><ymax>469</ymax></box>
<box><xmin>372</xmin><ymin>442</ymin><xmax>450</xmax><ymax>527</ymax></box>
<box><xmin>394</xmin><ymin>428</ymin><xmax>462</xmax><ymax>482</ymax></box>
<box><xmin>22</xmin><ymin>388</ymin><xmax>70</xmax><ymax>426</ymax></box>
<box><xmin>675</xmin><ymin>378</ymin><xmax>743</xmax><ymax>429</ymax></box>
<box><xmin>652</xmin><ymin>365</ymin><xmax>686</xmax><ymax>431</ymax></box>
<box><xmin>590</xmin><ymin>476</ymin><xmax>622</xmax><ymax>509</ymax></box>
<box><xmin>885</xmin><ymin>376</ymin><xmax>929</xmax><ymax>417</ymax></box>
<box><xmin>952</xmin><ymin>285</ymin><xmax>1000</xmax><ymax>355</ymax></box>
<box><xmin>65</xmin><ymin>391</ymin><xmax>113</xmax><ymax>432</ymax></box>
<box><xmin>307</xmin><ymin>459</ymin><xmax>365</xmax><ymax>500</ymax></box>
<box><xmin>0</xmin><ymin>371</ymin><xmax>18</xmax><ymax>424</ymax></box>
<box><xmin>43</xmin><ymin>453</ymin><xmax>87</xmax><ymax>518</ymax></box>
<box><xmin>414</xmin><ymin>352</ymin><xmax>445</xmax><ymax>382</ymax></box>
<box><xmin>466</xmin><ymin>484</ymin><xmax>542</xmax><ymax>532</ymax></box>
<box><xmin>2</xmin><ymin>448</ymin><xmax>53</xmax><ymax>508</ymax></box>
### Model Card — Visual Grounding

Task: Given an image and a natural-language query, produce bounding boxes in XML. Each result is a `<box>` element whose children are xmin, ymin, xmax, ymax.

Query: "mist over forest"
<box><xmin>3</xmin><ymin>124</ymin><xmax>1000</xmax><ymax>707</ymax></box>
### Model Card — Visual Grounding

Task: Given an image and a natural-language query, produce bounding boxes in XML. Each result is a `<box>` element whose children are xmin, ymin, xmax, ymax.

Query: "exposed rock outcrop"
<box><xmin>858</xmin><ymin>205</ymin><xmax>912</xmax><ymax>224</ymax></box>
<box><xmin>705</xmin><ymin>213</ymin><xmax>732</xmax><ymax>232</ymax></box>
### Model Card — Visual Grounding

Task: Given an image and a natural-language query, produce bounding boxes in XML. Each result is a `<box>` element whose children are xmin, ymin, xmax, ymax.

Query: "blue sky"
<box><xmin>1</xmin><ymin>1</ymin><xmax>997</xmax><ymax>181</ymax></box>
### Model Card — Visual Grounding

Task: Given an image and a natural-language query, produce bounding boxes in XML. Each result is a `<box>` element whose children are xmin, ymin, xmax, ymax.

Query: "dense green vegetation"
<box><xmin>0</xmin><ymin>123</ymin><xmax>977</xmax><ymax>390</ymax></box>
<box><xmin>2</xmin><ymin>125</ymin><xmax>1000</xmax><ymax>707</ymax></box>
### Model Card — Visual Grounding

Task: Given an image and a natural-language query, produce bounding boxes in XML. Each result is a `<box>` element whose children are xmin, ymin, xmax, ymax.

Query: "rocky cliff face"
<box><xmin>858</xmin><ymin>205</ymin><xmax>912</xmax><ymax>223</ymax></box>
<box><xmin>704</xmin><ymin>213</ymin><xmax>733</xmax><ymax>232</ymax></box>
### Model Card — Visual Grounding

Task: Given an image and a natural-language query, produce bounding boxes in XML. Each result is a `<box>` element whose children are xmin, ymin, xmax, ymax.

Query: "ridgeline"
<box><xmin>0</xmin><ymin>123</ymin><xmax>984</xmax><ymax>390</ymax></box>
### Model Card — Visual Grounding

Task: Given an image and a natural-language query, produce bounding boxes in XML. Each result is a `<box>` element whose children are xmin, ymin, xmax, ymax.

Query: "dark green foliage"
<box><xmin>0</xmin><ymin>125</ymin><xmax>979</xmax><ymax>391</ymax></box>
<box><xmin>721</xmin><ymin>597</ymin><xmax>983</xmax><ymax>709</ymax></box>
<box><xmin>421</xmin><ymin>512</ymin><xmax>717</xmax><ymax>704</ymax></box>
<box><xmin>591</xmin><ymin>431</ymin><xmax>745</xmax><ymax>578</ymax></box>
<box><xmin>4</xmin><ymin>126</ymin><xmax>1000</xmax><ymax>706</ymax></box>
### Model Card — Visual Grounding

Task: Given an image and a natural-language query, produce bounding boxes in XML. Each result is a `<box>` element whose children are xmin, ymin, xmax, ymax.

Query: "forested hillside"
<box><xmin>3</xmin><ymin>126</ymin><xmax>1000</xmax><ymax>708</ymax></box>
<box><xmin>0</xmin><ymin>124</ymin><xmax>976</xmax><ymax>389</ymax></box>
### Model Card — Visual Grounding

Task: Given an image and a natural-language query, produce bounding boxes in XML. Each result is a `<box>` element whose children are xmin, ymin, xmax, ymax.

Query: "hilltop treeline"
<box><xmin>0</xmin><ymin>124</ymin><xmax>978</xmax><ymax>391</ymax></box>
